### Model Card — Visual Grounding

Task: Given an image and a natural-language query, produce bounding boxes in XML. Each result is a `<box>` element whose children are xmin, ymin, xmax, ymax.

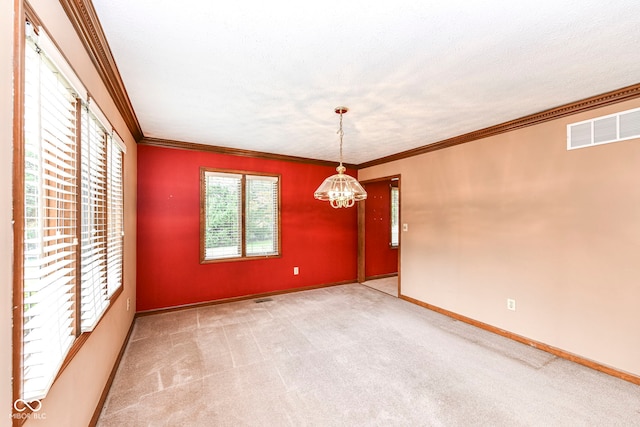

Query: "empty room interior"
<box><xmin>2</xmin><ymin>0</ymin><xmax>640</xmax><ymax>426</ymax></box>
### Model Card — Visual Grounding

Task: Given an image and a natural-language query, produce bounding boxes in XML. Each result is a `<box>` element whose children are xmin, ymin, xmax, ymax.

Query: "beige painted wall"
<box><xmin>1</xmin><ymin>0</ymin><xmax>15</xmax><ymax>422</ymax></box>
<box><xmin>360</xmin><ymin>98</ymin><xmax>640</xmax><ymax>378</ymax></box>
<box><xmin>1</xmin><ymin>1</ymin><xmax>137</xmax><ymax>425</ymax></box>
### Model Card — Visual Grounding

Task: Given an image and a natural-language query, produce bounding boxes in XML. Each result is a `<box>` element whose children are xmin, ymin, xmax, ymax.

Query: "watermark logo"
<box><xmin>11</xmin><ymin>399</ymin><xmax>46</xmax><ymax>420</ymax></box>
<box><xmin>14</xmin><ymin>399</ymin><xmax>42</xmax><ymax>412</ymax></box>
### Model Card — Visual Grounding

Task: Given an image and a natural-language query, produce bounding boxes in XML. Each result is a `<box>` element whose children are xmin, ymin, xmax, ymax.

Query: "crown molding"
<box><xmin>140</xmin><ymin>137</ymin><xmax>358</xmax><ymax>169</ymax></box>
<box><xmin>359</xmin><ymin>83</ymin><xmax>640</xmax><ymax>169</ymax></box>
<box><xmin>58</xmin><ymin>0</ymin><xmax>143</xmax><ymax>141</ymax></box>
<box><xmin>24</xmin><ymin>1</ymin><xmax>42</xmax><ymax>30</ymax></box>
<box><xmin>50</xmin><ymin>1</ymin><xmax>640</xmax><ymax>168</ymax></box>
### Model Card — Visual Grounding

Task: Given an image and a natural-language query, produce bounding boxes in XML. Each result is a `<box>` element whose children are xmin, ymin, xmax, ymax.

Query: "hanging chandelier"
<box><xmin>314</xmin><ymin>106</ymin><xmax>367</xmax><ymax>208</ymax></box>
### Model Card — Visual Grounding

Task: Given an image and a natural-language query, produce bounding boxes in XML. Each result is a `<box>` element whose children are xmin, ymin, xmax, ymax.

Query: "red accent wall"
<box><xmin>137</xmin><ymin>145</ymin><xmax>358</xmax><ymax>311</ymax></box>
<box><xmin>364</xmin><ymin>180</ymin><xmax>398</xmax><ymax>278</ymax></box>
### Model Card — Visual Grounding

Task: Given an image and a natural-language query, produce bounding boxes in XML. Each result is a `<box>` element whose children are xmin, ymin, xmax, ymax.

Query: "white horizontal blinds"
<box><xmin>204</xmin><ymin>171</ymin><xmax>242</xmax><ymax>259</ymax></box>
<box><xmin>22</xmin><ymin>35</ymin><xmax>78</xmax><ymax>401</ymax></box>
<box><xmin>106</xmin><ymin>134</ymin><xmax>125</xmax><ymax>297</ymax></box>
<box><xmin>390</xmin><ymin>186</ymin><xmax>399</xmax><ymax>247</ymax></box>
<box><xmin>80</xmin><ymin>105</ymin><xmax>109</xmax><ymax>331</ymax></box>
<box><xmin>245</xmin><ymin>175</ymin><xmax>279</xmax><ymax>256</ymax></box>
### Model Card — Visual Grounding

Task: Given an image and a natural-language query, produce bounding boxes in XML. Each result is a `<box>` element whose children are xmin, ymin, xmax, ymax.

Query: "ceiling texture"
<box><xmin>92</xmin><ymin>0</ymin><xmax>640</xmax><ymax>165</ymax></box>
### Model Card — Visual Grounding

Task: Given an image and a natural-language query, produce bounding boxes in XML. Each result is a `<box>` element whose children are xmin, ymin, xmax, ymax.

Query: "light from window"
<box><xmin>20</xmin><ymin>26</ymin><xmax>125</xmax><ymax>401</ymax></box>
<box><xmin>201</xmin><ymin>169</ymin><xmax>280</xmax><ymax>262</ymax></box>
<box><xmin>107</xmin><ymin>136</ymin><xmax>125</xmax><ymax>297</ymax></box>
<box><xmin>23</xmin><ymin>35</ymin><xmax>78</xmax><ymax>400</ymax></box>
<box><xmin>80</xmin><ymin>107</ymin><xmax>109</xmax><ymax>331</ymax></box>
<box><xmin>246</xmin><ymin>175</ymin><xmax>279</xmax><ymax>256</ymax></box>
<box><xmin>390</xmin><ymin>186</ymin><xmax>399</xmax><ymax>247</ymax></box>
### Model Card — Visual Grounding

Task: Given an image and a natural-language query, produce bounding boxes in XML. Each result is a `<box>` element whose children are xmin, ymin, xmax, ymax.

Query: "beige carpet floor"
<box><xmin>97</xmin><ymin>284</ymin><xmax>640</xmax><ymax>426</ymax></box>
<box><xmin>362</xmin><ymin>276</ymin><xmax>398</xmax><ymax>297</ymax></box>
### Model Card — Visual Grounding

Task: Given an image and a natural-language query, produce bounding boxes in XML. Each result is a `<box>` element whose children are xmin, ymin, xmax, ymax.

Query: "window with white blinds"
<box><xmin>246</xmin><ymin>175</ymin><xmax>279</xmax><ymax>256</ymax></box>
<box><xmin>80</xmin><ymin>106</ymin><xmax>109</xmax><ymax>331</ymax></box>
<box><xmin>390</xmin><ymin>186</ymin><xmax>399</xmax><ymax>248</ymax></box>
<box><xmin>22</xmin><ymin>33</ymin><xmax>79</xmax><ymax>401</ymax></box>
<box><xmin>201</xmin><ymin>169</ymin><xmax>280</xmax><ymax>262</ymax></box>
<box><xmin>203</xmin><ymin>171</ymin><xmax>242</xmax><ymax>259</ymax></box>
<box><xmin>107</xmin><ymin>134</ymin><xmax>125</xmax><ymax>297</ymax></box>
<box><xmin>20</xmin><ymin>24</ymin><xmax>125</xmax><ymax>401</ymax></box>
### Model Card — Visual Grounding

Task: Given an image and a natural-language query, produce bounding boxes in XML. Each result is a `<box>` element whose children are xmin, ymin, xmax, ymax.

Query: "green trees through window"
<box><xmin>204</xmin><ymin>173</ymin><xmax>242</xmax><ymax>257</ymax></box>
<box><xmin>201</xmin><ymin>169</ymin><xmax>280</xmax><ymax>262</ymax></box>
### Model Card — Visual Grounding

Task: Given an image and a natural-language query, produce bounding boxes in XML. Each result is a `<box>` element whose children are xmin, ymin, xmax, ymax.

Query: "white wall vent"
<box><xmin>567</xmin><ymin>107</ymin><xmax>640</xmax><ymax>150</ymax></box>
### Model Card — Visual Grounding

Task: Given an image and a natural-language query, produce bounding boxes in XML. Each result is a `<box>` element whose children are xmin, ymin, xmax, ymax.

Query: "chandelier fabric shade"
<box><xmin>314</xmin><ymin>107</ymin><xmax>367</xmax><ymax>208</ymax></box>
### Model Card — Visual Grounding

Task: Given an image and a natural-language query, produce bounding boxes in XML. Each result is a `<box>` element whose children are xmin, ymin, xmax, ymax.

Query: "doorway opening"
<box><xmin>358</xmin><ymin>175</ymin><xmax>400</xmax><ymax>297</ymax></box>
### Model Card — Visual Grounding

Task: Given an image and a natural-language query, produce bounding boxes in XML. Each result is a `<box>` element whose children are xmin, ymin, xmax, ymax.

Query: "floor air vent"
<box><xmin>567</xmin><ymin>107</ymin><xmax>640</xmax><ymax>150</ymax></box>
<box><xmin>254</xmin><ymin>298</ymin><xmax>273</xmax><ymax>303</ymax></box>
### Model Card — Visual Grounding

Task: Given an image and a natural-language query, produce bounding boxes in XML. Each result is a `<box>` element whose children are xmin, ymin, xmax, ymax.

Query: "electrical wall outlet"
<box><xmin>293</xmin><ymin>267</ymin><xmax>299</xmax><ymax>275</ymax></box>
<box><xmin>402</xmin><ymin>223</ymin><xmax>409</xmax><ymax>232</ymax></box>
<box><xmin>507</xmin><ymin>298</ymin><xmax>516</xmax><ymax>311</ymax></box>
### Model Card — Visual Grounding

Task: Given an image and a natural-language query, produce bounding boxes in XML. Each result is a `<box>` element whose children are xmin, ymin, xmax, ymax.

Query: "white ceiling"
<box><xmin>92</xmin><ymin>0</ymin><xmax>640</xmax><ymax>164</ymax></box>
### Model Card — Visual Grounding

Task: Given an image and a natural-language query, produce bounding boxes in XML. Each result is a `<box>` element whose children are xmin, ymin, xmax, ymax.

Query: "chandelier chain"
<box><xmin>313</xmin><ymin>105</ymin><xmax>367</xmax><ymax>208</ymax></box>
<box><xmin>337</xmin><ymin>111</ymin><xmax>344</xmax><ymax>166</ymax></box>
